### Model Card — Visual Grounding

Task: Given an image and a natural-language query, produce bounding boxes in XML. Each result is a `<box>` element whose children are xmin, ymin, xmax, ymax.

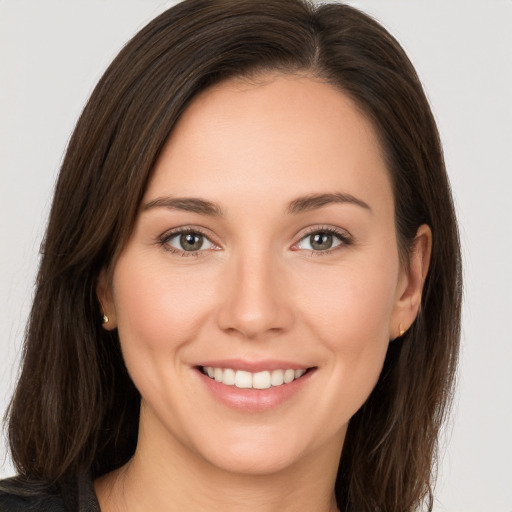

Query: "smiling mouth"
<box><xmin>199</xmin><ymin>366</ymin><xmax>313</xmax><ymax>390</ymax></box>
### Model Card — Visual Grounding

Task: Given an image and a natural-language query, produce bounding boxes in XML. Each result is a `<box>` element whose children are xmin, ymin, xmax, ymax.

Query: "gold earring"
<box><xmin>102</xmin><ymin>314</ymin><xmax>109</xmax><ymax>324</ymax></box>
<box><xmin>399</xmin><ymin>324</ymin><xmax>406</xmax><ymax>337</ymax></box>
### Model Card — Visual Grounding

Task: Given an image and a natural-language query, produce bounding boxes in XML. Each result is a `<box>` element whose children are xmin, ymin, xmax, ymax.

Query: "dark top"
<box><xmin>0</xmin><ymin>473</ymin><xmax>100</xmax><ymax>511</ymax></box>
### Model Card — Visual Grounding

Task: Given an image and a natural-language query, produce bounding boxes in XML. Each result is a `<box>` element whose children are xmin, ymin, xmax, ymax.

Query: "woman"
<box><xmin>0</xmin><ymin>0</ymin><xmax>461</xmax><ymax>510</ymax></box>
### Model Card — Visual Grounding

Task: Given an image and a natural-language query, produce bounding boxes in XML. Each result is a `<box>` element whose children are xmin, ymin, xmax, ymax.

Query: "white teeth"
<box><xmin>283</xmin><ymin>369</ymin><xmax>295</xmax><ymax>384</ymax></box>
<box><xmin>253</xmin><ymin>371</ymin><xmax>271</xmax><ymax>389</ymax></box>
<box><xmin>271</xmin><ymin>369</ymin><xmax>284</xmax><ymax>386</ymax></box>
<box><xmin>214</xmin><ymin>367</ymin><xmax>223</xmax><ymax>382</ymax></box>
<box><xmin>202</xmin><ymin>366</ymin><xmax>307</xmax><ymax>389</ymax></box>
<box><xmin>223</xmin><ymin>368</ymin><xmax>236</xmax><ymax>386</ymax></box>
<box><xmin>295</xmin><ymin>369</ymin><xmax>305</xmax><ymax>379</ymax></box>
<box><xmin>235</xmin><ymin>370</ymin><xmax>252</xmax><ymax>389</ymax></box>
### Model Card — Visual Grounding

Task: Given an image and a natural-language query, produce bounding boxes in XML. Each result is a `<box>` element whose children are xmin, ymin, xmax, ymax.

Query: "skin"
<box><xmin>96</xmin><ymin>73</ymin><xmax>431</xmax><ymax>512</ymax></box>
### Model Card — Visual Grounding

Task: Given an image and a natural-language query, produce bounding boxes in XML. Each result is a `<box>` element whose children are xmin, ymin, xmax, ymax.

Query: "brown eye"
<box><xmin>165</xmin><ymin>231</ymin><xmax>215</xmax><ymax>253</ymax></box>
<box><xmin>180</xmin><ymin>233</ymin><xmax>204</xmax><ymax>251</ymax></box>
<box><xmin>296</xmin><ymin>230</ymin><xmax>345</xmax><ymax>252</ymax></box>
<box><xmin>310</xmin><ymin>233</ymin><xmax>334</xmax><ymax>250</ymax></box>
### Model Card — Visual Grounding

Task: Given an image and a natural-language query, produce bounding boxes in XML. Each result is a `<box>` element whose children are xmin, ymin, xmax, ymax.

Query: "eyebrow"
<box><xmin>143</xmin><ymin>192</ymin><xmax>371</xmax><ymax>217</ymax></box>
<box><xmin>286</xmin><ymin>193</ymin><xmax>372</xmax><ymax>215</ymax></box>
<box><xmin>143</xmin><ymin>197</ymin><xmax>223</xmax><ymax>216</ymax></box>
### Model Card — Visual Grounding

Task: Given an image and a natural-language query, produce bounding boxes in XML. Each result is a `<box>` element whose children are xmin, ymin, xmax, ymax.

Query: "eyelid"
<box><xmin>158</xmin><ymin>226</ymin><xmax>221</xmax><ymax>257</ymax></box>
<box><xmin>157</xmin><ymin>224</ymin><xmax>352</xmax><ymax>257</ymax></box>
<box><xmin>291</xmin><ymin>225</ymin><xmax>353</xmax><ymax>253</ymax></box>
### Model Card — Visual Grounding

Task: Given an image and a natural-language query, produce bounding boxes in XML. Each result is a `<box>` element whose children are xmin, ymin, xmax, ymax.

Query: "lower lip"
<box><xmin>196</xmin><ymin>368</ymin><xmax>315</xmax><ymax>412</ymax></box>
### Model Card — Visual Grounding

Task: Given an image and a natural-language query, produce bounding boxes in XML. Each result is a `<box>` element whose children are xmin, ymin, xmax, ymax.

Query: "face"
<box><xmin>100</xmin><ymin>74</ymin><xmax>422</xmax><ymax>477</ymax></box>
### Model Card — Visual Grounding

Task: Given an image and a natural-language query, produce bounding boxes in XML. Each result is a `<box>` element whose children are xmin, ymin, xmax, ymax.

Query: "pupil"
<box><xmin>311</xmin><ymin>233</ymin><xmax>332</xmax><ymax>250</ymax></box>
<box><xmin>180</xmin><ymin>233</ymin><xmax>203</xmax><ymax>251</ymax></box>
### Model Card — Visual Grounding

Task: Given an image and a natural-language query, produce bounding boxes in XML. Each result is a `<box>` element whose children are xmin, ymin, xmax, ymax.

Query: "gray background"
<box><xmin>1</xmin><ymin>1</ymin><xmax>511</xmax><ymax>510</ymax></box>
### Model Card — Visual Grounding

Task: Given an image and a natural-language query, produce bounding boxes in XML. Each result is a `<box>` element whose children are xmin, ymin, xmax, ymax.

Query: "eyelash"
<box><xmin>158</xmin><ymin>226</ymin><xmax>352</xmax><ymax>258</ymax></box>
<box><xmin>295</xmin><ymin>226</ymin><xmax>352</xmax><ymax>256</ymax></box>
<box><xmin>158</xmin><ymin>227</ymin><xmax>216</xmax><ymax>257</ymax></box>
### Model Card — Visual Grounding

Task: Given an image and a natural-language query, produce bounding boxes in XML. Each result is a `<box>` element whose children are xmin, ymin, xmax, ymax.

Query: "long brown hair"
<box><xmin>5</xmin><ymin>1</ymin><xmax>461</xmax><ymax>510</ymax></box>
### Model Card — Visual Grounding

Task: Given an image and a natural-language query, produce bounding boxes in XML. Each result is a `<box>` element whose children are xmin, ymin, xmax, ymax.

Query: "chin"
<box><xmin>204</xmin><ymin>443</ymin><xmax>303</xmax><ymax>476</ymax></box>
<box><xmin>190</xmin><ymin>422</ymin><xmax>340</xmax><ymax>477</ymax></box>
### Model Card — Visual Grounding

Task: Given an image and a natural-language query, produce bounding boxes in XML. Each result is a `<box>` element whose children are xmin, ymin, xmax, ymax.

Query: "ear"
<box><xmin>390</xmin><ymin>224</ymin><xmax>432</xmax><ymax>339</ymax></box>
<box><xmin>97</xmin><ymin>268</ymin><xmax>117</xmax><ymax>330</ymax></box>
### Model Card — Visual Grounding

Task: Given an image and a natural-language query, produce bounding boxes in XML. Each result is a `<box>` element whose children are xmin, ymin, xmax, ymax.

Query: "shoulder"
<box><xmin>0</xmin><ymin>477</ymin><xmax>67</xmax><ymax>511</ymax></box>
<box><xmin>0</xmin><ymin>478</ymin><xmax>61</xmax><ymax>512</ymax></box>
<box><xmin>0</xmin><ymin>474</ymin><xmax>99</xmax><ymax>512</ymax></box>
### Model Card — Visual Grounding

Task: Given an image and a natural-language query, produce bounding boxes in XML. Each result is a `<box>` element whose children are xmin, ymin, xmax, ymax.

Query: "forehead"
<box><xmin>146</xmin><ymin>73</ymin><xmax>393</xmax><ymax>214</ymax></box>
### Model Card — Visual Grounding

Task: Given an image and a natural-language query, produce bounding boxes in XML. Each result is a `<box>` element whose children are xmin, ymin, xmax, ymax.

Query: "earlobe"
<box><xmin>391</xmin><ymin>224</ymin><xmax>432</xmax><ymax>339</ymax></box>
<box><xmin>97</xmin><ymin>268</ymin><xmax>117</xmax><ymax>330</ymax></box>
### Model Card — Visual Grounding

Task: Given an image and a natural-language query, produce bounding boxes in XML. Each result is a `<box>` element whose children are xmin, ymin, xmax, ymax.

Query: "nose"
<box><xmin>216</xmin><ymin>251</ymin><xmax>294</xmax><ymax>340</ymax></box>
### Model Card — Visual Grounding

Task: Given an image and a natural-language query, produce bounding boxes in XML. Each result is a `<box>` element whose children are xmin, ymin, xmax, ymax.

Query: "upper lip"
<box><xmin>195</xmin><ymin>359</ymin><xmax>313</xmax><ymax>373</ymax></box>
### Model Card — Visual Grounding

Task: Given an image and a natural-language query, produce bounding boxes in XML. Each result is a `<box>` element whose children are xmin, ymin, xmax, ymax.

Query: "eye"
<box><xmin>296</xmin><ymin>229</ymin><xmax>349</xmax><ymax>252</ymax></box>
<box><xmin>162</xmin><ymin>230</ymin><xmax>215</xmax><ymax>254</ymax></box>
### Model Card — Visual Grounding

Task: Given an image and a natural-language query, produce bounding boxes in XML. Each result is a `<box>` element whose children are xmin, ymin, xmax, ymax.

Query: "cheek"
<box><xmin>112</xmin><ymin>256</ymin><xmax>218</xmax><ymax>353</ymax></box>
<box><xmin>299</xmin><ymin>258</ymin><xmax>398</xmax><ymax>346</ymax></box>
<box><xmin>110</xmin><ymin>255</ymin><xmax>222</xmax><ymax>410</ymax></box>
<box><xmin>296</xmin><ymin>256</ymin><xmax>398</xmax><ymax>405</ymax></box>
